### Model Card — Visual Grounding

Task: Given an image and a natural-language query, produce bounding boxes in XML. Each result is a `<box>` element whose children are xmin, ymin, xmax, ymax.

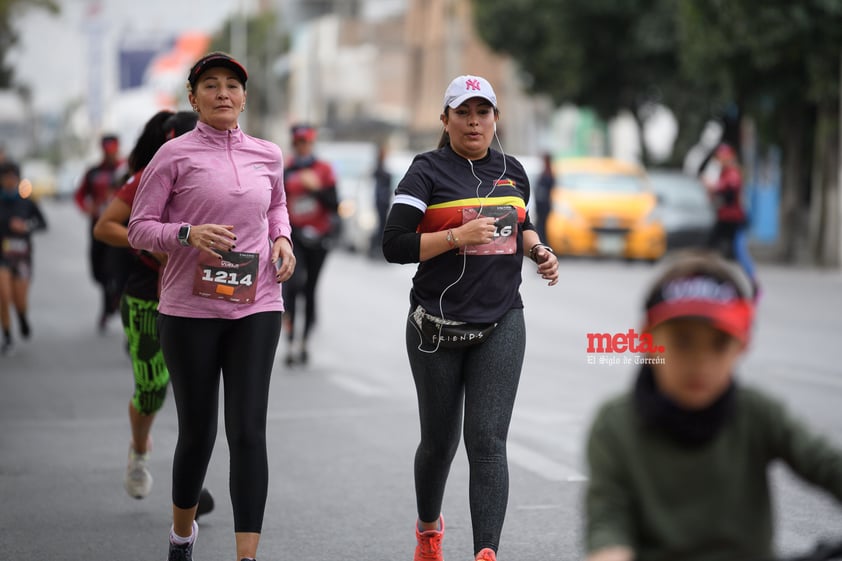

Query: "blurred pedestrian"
<box><xmin>93</xmin><ymin>110</ymin><xmax>214</xmax><ymax>519</ymax></box>
<box><xmin>702</xmin><ymin>143</ymin><xmax>758</xmax><ymax>297</ymax></box>
<box><xmin>382</xmin><ymin>74</ymin><xmax>559</xmax><ymax>561</ymax></box>
<box><xmin>0</xmin><ymin>161</ymin><xmax>47</xmax><ymax>355</ymax></box>
<box><xmin>370</xmin><ymin>142</ymin><xmax>393</xmax><ymax>259</ymax></box>
<box><xmin>127</xmin><ymin>52</ymin><xmax>295</xmax><ymax>561</ymax></box>
<box><xmin>75</xmin><ymin>133</ymin><xmax>126</xmax><ymax>332</ymax></box>
<box><xmin>281</xmin><ymin>123</ymin><xmax>339</xmax><ymax>366</ymax></box>
<box><xmin>534</xmin><ymin>151</ymin><xmax>554</xmax><ymax>242</ymax></box>
<box><xmin>583</xmin><ymin>250</ymin><xmax>842</xmax><ymax>561</ymax></box>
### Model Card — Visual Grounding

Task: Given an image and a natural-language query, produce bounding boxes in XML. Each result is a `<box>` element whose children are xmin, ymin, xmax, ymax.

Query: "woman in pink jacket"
<box><xmin>128</xmin><ymin>52</ymin><xmax>295</xmax><ymax>561</ymax></box>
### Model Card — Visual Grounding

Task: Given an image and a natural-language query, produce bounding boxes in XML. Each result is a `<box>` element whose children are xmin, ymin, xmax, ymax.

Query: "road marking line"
<box><xmin>328</xmin><ymin>374</ymin><xmax>389</xmax><ymax>397</ymax></box>
<box><xmin>515</xmin><ymin>504</ymin><xmax>565</xmax><ymax>510</ymax></box>
<box><xmin>507</xmin><ymin>440</ymin><xmax>587</xmax><ymax>482</ymax></box>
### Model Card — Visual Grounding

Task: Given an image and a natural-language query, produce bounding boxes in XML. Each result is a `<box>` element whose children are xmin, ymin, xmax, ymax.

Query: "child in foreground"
<box><xmin>583</xmin><ymin>250</ymin><xmax>842</xmax><ymax>561</ymax></box>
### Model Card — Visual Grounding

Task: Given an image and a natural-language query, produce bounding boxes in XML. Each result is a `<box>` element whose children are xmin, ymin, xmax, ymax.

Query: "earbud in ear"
<box><xmin>493</xmin><ymin>122</ymin><xmax>497</xmax><ymax>133</ymax></box>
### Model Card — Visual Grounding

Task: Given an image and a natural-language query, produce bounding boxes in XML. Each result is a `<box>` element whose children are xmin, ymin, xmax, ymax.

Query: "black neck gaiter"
<box><xmin>633</xmin><ymin>365</ymin><xmax>736</xmax><ymax>447</ymax></box>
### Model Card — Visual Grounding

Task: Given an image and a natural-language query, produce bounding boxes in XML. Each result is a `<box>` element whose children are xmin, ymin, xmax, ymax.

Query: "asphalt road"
<box><xmin>1</xmin><ymin>199</ymin><xmax>841</xmax><ymax>560</ymax></box>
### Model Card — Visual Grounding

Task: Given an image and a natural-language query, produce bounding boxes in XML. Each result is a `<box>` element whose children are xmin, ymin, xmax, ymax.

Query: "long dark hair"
<box><xmin>127</xmin><ymin>110</ymin><xmax>199</xmax><ymax>174</ymax></box>
<box><xmin>127</xmin><ymin>110</ymin><xmax>174</xmax><ymax>174</ymax></box>
<box><xmin>164</xmin><ymin>111</ymin><xmax>199</xmax><ymax>139</ymax></box>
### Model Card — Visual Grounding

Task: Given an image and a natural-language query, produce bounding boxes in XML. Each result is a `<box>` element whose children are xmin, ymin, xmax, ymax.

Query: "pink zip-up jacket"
<box><xmin>128</xmin><ymin>121</ymin><xmax>291</xmax><ymax>319</ymax></box>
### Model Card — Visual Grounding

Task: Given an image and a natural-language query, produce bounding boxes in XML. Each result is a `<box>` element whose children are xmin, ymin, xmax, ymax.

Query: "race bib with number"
<box><xmin>290</xmin><ymin>194</ymin><xmax>319</xmax><ymax>217</ymax></box>
<box><xmin>2</xmin><ymin>238</ymin><xmax>31</xmax><ymax>257</ymax></box>
<box><xmin>460</xmin><ymin>205</ymin><xmax>518</xmax><ymax>255</ymax></box>
<box><xmin>193</xmin><ymin>250</ymin><xmax>259</xmax><ymax>303</ymax></box>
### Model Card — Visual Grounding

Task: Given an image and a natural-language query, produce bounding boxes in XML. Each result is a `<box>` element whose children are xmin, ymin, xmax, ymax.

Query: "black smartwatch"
<box><xmin>177</xmin><ymin>224</ymin><xmax>191</xmax><ymax>247</ymax></box>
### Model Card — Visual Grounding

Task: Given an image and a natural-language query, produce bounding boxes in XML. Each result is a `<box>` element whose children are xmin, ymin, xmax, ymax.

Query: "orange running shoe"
<box><xmin>414</xmin><ymin>515</ymin><xmax>444</xmax><ymax>561</ymax></box>
<box><xmin>475</xmin><ymin>548</ymin><xmax>496</xmax><ymax>561</ymax></box>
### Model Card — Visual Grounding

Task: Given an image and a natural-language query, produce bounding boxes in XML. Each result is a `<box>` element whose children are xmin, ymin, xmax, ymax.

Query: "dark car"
<box><xmin>648</xmin><ymin>169</ymin><xmax>715</xmax><ymax>250</ymax></box>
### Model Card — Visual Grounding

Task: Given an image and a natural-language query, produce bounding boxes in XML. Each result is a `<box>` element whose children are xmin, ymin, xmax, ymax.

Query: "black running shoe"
<box><xmin>18</xmin><ymin>314</ymin><xmax>30</xmax><ymax>339</ymax></box>
<box><xmin>195</xmin><ymin>487</ymin><xmax>214</xmax><ymax>520</ymax></box>
<box><xmin>284</xmin><ymin>352</ymin><xmax>295</xmax><ymax>367</ymax></box>
<box><xmin>168</xmin><ymin>540</ymin><xmax>193</xmax><ymax>561</ymax></box>
<box><xmin>168</xmin><ymin>521</ymin><xmax>197</xmax><ymax>561</ymax></box>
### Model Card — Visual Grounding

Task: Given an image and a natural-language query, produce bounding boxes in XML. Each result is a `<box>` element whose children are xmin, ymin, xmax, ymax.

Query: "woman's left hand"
<box><xmin>272</xmin><ymin>236</ymin><xmax>295</xmax><ymax>283</ymax></box>
<box><xmin>299</xmin><ymin>169</ymin><xmax>321</xmax><ymax>191</ymax></box>
<box><xmin>9</xmin><ymin>217</ymin><xmax>29</xmax><ymax>234</ymax></box>
<box><xmin>533</xmin><ymin>246</ymin><xmax>559</xmax><ymax>286</ymax></box>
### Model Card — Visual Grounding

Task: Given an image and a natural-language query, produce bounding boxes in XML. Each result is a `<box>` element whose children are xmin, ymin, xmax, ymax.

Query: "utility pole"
<box><xmin>84</xmin><ymin>0</ymin><xmax>105</xmax><ymax>137</ymax></box>
<box><xmin>836</xmin><ymin>48</ymin><xmax>842</xmax><ymax>267</ymax></box>
<box><xmin>231</xmin><ymin>0</ymin><xmax>248</xmax><ymax>63</ymax></box>
<box><xmin>231</xmin><ymin>0</ymin><xmax>249</xmax><ymax>130</ymax></box>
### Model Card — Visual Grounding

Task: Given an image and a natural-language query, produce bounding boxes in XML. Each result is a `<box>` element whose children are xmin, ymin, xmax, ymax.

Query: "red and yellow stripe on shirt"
<box><xmin>417</xmin><ymin>195</ymin><xmax>527</xmax><ymax>234</ymax></box>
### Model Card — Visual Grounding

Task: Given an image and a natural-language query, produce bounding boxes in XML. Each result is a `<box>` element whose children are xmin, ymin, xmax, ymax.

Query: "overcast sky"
<box><xmin>9</xmin><ymin>0</ymin><xmax>405</xmax><ymax>112</ymax></box>
<box><xmin>9</xmin><ymin>0</ymin><xmax>237</xmax><ymax>112</ymax></box>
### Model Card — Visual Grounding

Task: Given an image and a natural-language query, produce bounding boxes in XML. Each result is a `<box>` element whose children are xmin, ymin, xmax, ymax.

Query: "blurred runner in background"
<box><xmin>0</xmin><ymin>161</ymin><xmax>47</xmax><ymax>355</ymax></box>
<box><xmin>94</xmin><ymin>110</ymin><xmax>214</xmax><ymax>520</ymax></box>
<box><xmin>282</xmin><ymin>123</ymin><xmax>339</xmax><ymax>367</ymax></box>
<box><xmin>75</xmin><ymin>134</ymin><xmax>127</xmax><ymax>332</ymax></box>
<box><xmin>370</xmin><ymin>142</ymin><xmax>393</xmax><ymax>260</ymax></box>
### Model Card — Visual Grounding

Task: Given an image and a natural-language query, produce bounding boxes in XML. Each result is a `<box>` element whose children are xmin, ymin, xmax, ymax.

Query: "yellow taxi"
<box><xmin>544</xmin><ymin>157</ymin><xmax>665</xmax><ymax>261</ymax></box>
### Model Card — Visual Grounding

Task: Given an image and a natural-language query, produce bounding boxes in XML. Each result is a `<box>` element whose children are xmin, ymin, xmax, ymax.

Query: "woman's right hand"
<box><xmin>455</xmin><ymin>216</ymin><xmax>497</xmax><ymax>246</ymax></box>
<box><xmin>188</xmin><ymin>223</ymin><xmax>237</xmax><ymax>258</ymax></box>
<box><xmin>419</xmin><ymin>216</ymin><xmax>497</xmax><ymax>261</ymax></box>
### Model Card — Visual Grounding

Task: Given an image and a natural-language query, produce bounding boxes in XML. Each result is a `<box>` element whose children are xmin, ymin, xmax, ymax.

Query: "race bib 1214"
<box><xmin>193</xmin><ymin>250</ymin><xmax>259</xmax><ymax>303</ymax></box>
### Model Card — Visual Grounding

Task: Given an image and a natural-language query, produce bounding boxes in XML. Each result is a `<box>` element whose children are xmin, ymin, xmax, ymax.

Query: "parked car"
<box><xmin>648</xmin><ymin>168</ymin><xmax>715</xmax><ymax>250</ymax></box>
<box><xmin>316</xmin><ymin>141</ymin><xmax>379</xmax><ymax>253</ymax></box>
<box><xmin>55</xmin><ymin>158</ymin><xmax>88</xmax><ymax>200</ymax></box>
<box><xmin>515</xmin><ymin>154</ymin><xmax>543</xmax><ymax>218</ymax></box>
<box><xmin>545</xmin><ymin>157</ymin><xmax>665</xmax><ymax>261</ymax></box>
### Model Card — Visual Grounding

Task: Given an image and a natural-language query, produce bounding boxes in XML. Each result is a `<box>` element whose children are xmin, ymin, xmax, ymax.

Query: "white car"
<box><xmin>648</xmin><ymin>168</ymin><xmax>715</xmax><ymax>250</ymax></box>
<box><xmin>316</xmin><ymin>141</ymin><xmax>380</xmax><ymax>253</ymax></box>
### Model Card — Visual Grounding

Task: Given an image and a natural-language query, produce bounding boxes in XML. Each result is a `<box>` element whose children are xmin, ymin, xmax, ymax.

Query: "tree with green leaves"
<box><xmin>473</xmin><ymin>0</ymin><xmax>717</xmax><ymax>164</ymax></box>
<box><xmin>679</xmin><ymin>0</ymin><xmax>842</xmax><ymax>264</ymax></box>
<box><xmin>0</xmin><ymin>0</ymin><xmax>59</xmax><ymax>87</ymax></box>
<box><xmin>473</xmin><ymin>0</ymin><xmax>842</xmax><ymax>265</ymax></box>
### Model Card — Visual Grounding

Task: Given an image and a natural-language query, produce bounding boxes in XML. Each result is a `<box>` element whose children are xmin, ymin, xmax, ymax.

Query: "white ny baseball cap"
<box><xmin>443</xmin><ymin>75</ymin><xmax>497</xmax><ymax>109</ymax></box>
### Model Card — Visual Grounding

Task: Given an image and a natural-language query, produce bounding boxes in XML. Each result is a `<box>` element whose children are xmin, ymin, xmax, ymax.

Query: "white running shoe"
<box><xmin>124</xmin><ymin>446</ymin><xmax>153</xmax><ymax>499</ymax></box>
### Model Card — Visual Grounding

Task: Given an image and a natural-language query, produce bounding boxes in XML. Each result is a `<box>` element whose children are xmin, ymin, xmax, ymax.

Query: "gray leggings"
<box><xmin>406</xmin><ymin>307</ymin><xmax>526</xmax><ymax>554</ymax></box>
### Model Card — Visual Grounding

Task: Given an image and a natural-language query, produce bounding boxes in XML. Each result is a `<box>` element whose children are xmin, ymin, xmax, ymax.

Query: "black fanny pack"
<box><xmin>411</xmin><ymin>305</ymin><xmax>497</xmax><ymax>348</ymax></box>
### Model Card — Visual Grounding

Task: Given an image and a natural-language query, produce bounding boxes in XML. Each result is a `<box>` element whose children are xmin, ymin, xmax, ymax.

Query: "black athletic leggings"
<box><xmin>282</xmin><ymin>237</ymin><xmax>328</xmax><ymax>342</ymax></box>
<box><xmin>708</xmin><ymin>220</ymin><xmax>741</xmax><ymax>259</ymax></box>
<box><xmin>406</xmin><ymin>307</ymin><xmax>526</xmax><ymax>554</ymax></box>
<box><xmin>158</xmin><ymin>311</ymin><xmax>282</xmax><ymax>533</ymax></box>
